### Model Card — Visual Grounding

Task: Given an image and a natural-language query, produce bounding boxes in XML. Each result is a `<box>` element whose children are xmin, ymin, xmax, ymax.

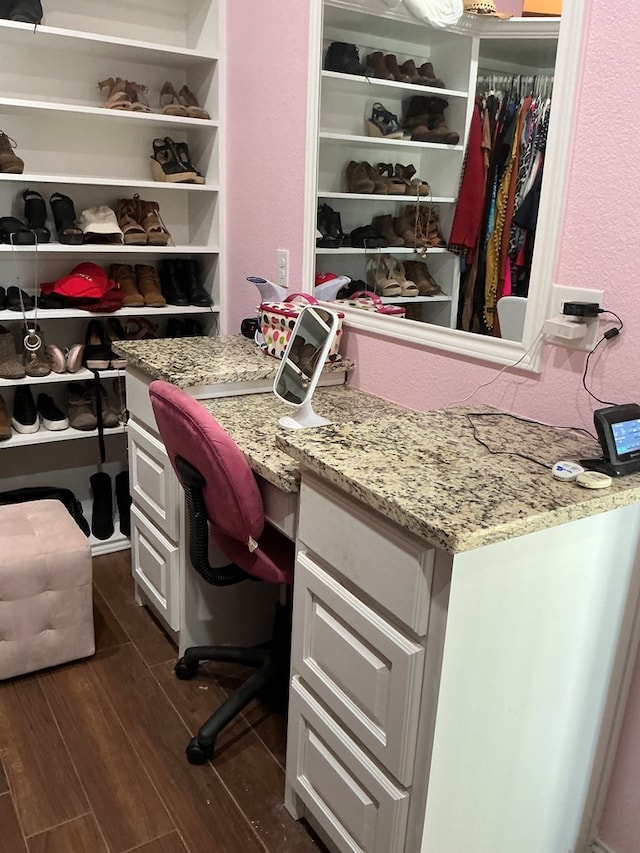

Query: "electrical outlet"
<box><xmin>547</xmin><ymin>284</ymin><xmax>604</xmax><ymax>350</ymax></box>
<box><xmin>276</xmin><ymin>249</ymin><xmax>289</xmax><ymax>288</ymax></box>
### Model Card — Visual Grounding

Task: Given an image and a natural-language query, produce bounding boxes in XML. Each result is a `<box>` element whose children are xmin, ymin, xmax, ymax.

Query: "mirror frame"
<box><xmin>302</xmin><ymin>0</ymin><xmax>588</xmax><ymax>372</ymax></box>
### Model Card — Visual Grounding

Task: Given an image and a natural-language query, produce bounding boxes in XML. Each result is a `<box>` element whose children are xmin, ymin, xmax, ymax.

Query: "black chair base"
<box><xmin>176</xmin><ymin>602</ymin><xmax>291</xmax><ymax>765</ymax></box>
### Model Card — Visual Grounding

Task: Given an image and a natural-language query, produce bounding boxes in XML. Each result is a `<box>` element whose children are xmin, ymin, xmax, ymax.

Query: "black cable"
<box><xmin>465</xmin><ymin>412</ymin><xmax>598</xmax><ymax>468</ymax></box>
<box><xmin>582</xmin><ymin>310</ymin><xmax>623</xmax><ymax>406</ymax></box>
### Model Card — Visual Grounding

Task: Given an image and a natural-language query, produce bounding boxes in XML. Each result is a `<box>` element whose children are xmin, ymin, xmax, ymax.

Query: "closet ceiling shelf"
<box><xmin>0</xmin><ymin>245</ymin><xmax>220</xmax><ymax>255</ymax></box>
<box><xmin>0</xmin><ymin>20</ymin><xmax>218</xmax><ymax>68</ymax></box>
<box><xmin>319</xmin><ymin>191</ymin><xmax>456</xmax><ymax>204</ymax></box>
<box><xmin>320</xmin><ymin>131</ymin><xmax>464</xmax><ymax>152</ymax></box>
<box><xmin>0</xmin><ymin>368</ymin><xmax>122</xmax><ymax>388</ymax></box>
<box><xmin>316</xmin><ymin>246</ymin><xmax>451</xmax><ymax>255</ymax></box>
<box><xmin>0</xmin><ymin>423</ymin><xmax>126</xmax><ymax>449</ymax></box>
<box><xmin>0</xmin><ymin>98</ymin><xmax>218</xmax><ymax>129</ymax></box>
<box><xmin>0</xmin><ymin>306</ymin><xmax>219</xmax><ymax>322</ymax></box>
<box><xmin>0</xmin><ymin>173</ymin><xmax>218</xmax><ymax>193</ymax></box>
<box><xmin>321</xmin><ymin>70</ymin><xmax>467</xmax><ymax>100</ymax></box>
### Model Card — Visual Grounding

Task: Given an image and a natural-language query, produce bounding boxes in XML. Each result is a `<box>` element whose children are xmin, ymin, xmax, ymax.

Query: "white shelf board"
<box><xmin>0</xmin><ymin>245</ymin><xmax>220</xmax><ymax>255</ymax></box>
<box><xmin>0</xmin><ymin>423</ymin><xmax>126</xmax><ymax>449</ymax></box>
<box><xmin>319</xmin><ymin>132</ymin><xmax>463</xmax><ymax>152</ymax></box>
<box><xmin>0</xmin><ymin>97</ymin><xmax>218</xmax><ymax>129</ymax></box>
<box><xmin>321</xmin><ymin>70</ymin><xmax>467</xmax><ymax>100</ymax></box>
<box><xmin>0</xmin><ymin>368</ymin><xmax>122</xmax><ymax>388</ymax></box>
<box><xmin>0</xmin><ymin>20</ymin><xmax>218</xmax><ymax>68</ymax></box>
<box><xmin>0</xmin><ymin>306</ymin><xmax>220</xmax><ymax>321</ymax></box>
<box><xmin>379</xmin><ymin>294</ymin><xmax>452</xmax><ymax>304</ymax></box>
<box><xmin>316</xmin><ymin>246</ymin><xmax>451</xmax><ymax>255</ymax></box>
<box><xmin>318</xmin><ymin>191</ymin><xmax>456</xmax><ymax>203</ymax></box>
<box><xmin>0</xmin><ymin>173</ymin><xmax>218</xmax><ymax>193</ymax></box>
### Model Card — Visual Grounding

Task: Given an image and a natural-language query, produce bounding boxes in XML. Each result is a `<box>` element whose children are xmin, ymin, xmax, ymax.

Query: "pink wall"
<box><xmin>225</xmin><ymin>2</ymin><xmax>640</xmax><ymax>849</ymax></box>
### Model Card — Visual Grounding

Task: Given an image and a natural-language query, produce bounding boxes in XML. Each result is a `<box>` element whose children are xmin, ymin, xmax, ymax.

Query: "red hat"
<box><xmin>41</xmin><ymin>263</ymin><xmax>114</xmax><ymax>299</ymax></box>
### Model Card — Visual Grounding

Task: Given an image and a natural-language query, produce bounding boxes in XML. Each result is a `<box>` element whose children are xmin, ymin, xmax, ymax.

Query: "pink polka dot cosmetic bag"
<box><xmin>259</xmin><ymin>293</ymin><xmax>345</xmax><ymax>360</ymax></box>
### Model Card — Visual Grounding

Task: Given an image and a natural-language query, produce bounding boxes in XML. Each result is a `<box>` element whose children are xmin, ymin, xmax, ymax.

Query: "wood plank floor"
<box><xmin>0</xmin><ymin>550</ymin><xmax>324</xmax><ymax>853</ymax></box>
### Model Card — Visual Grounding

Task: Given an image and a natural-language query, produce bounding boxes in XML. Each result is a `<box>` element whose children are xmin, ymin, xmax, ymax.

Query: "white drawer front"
<box><xmin>129</xmin><ymin>419</ymin><xmax>180</xmax><ymax>542</ymax></box>
<box><xmin>131</xmin><ymin>506</ymin><xmax>180</xmax><ymax>631</ymax></box>
<box><xmin>294</xmin><ymin>553</ymin><xmax>424</xmax><ymax>785</ymax></box>
<box><xmin>287</xmin><ymin>677</ymin><xmax>409</xmax><ymax>853</ymax></box>
<box><xmin>298</xmin><ymin>475</ymin><xmax>434</xmax><ymax>635</ymax></box>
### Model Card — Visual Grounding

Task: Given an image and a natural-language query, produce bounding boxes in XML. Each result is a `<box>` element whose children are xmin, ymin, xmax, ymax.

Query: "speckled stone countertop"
<box><xmin>200</xmin><ymin>387</ymin><xmax>408</xmax><ymax>493</ymax></box>
<box><xmin>277</xmin><ymin>406</ymin><xmax>640</xmax><ymax>553</ymax></box>
<box><xmin>113</xmin><ymin>335</ymin><xmax>352</xmax><ymax>388</ymax></box>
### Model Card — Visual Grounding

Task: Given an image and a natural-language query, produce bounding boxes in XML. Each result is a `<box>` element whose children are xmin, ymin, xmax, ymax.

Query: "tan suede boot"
<box><xmin>0</xmin><ymin>324</ymin><xmax>25</xmax><ymax>379</ymax></box>
<box><xmin>110</xmin><ymin>263</ymin><xmax>144</xmax><ymax>307</ymax></box>
<box><xmin>135</xmin><ymin>264</ymin><xmax>166</xmax><ymax>307</ymax></box>
<box><xmin>0</xmin><ymin>131</ymin><xmax>24</xmax><ymax>174</ymax></box>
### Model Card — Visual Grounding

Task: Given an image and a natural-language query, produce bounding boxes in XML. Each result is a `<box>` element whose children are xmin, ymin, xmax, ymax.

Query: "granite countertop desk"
<box><xmin>277</xmin><ymin>406</ymin><xmax>640</xmax><ymax>553</ymax></box>
<box><xmin>113</xmin><ymin>335</ymin><xmax>353</xmax><ymax>395</ymax></box>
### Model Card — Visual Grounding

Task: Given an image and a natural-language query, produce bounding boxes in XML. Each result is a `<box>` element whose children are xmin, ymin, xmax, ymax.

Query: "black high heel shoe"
<box><xmin>49</xmin><ymin>193</ymin><xmax>83</xmax><ymax>244</ymax></box>
<box><xmin>149</xmin><ymin>137</ymin><xmax>198</xmax><ymax>183</ymax></box>
<box><xmin>22</xmin><ymin>189</ymin><xmax>50</xmax><ymax>243</ymax></box>
<box><xmin>317</xmin><ymin>203</ymin><xmax>349</xmax><ymax>248</ymax></box>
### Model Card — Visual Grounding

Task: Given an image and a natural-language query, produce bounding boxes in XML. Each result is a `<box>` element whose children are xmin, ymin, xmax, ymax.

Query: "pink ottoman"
<box><xmin>0</xmin><ymin>499</ymin><xmax>95</xmax><ymax>680</ymax></box>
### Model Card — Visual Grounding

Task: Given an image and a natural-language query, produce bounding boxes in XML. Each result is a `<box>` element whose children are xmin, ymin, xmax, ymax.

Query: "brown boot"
<box><xmin>115</xmin><ymin>198</ymin><xmax>146</xmax><ymax>245</ymax></box>
<box><xmin>0</xmin><ymin>324</ymin><xmax>25</xmax><ymax>379</ymax></box>
<box><xmin>345</xmin><ymin>161</ymin><xmax>375</xmax><ymax>193</ymax></box>
<box><xmin>372</xmin><ymin>215</ymin><xmax>404</xmax><ymax>247</ymax></box>
<box><xmin>384</xmin><ymin>54</ymin><xmax>411</xmax><ymax>83</ymax></box>
<box><xmin>135</xmin><ymin>264</ymin><xmax>166</xmax><ymax>307</ymax></box>
<box><xmin>134</xmin><ymin>195</ymin><xmax>171</xmax><ymax>246</ymax></box>
<box><xmin>400</xmin><ymin>59</ymin><xmax>432</xmax><ymax>86</ymax></box>
<box><xmin>362</xmin><ymin>162</ymin><xmax>390</xmax><ymax>194</ymax></box>
<box><xmin>0</xmin><ymin>131</ymin><xmax>24</xmax><ymax>174</ymax></box>
<box><xmin>365</xmin><ymin>51</ymin><xmax>393</xmax><ymax>80</ymax></box>
<box><xmin>418</xmin><ymin>62</ymin><xmax>445</xmax><ymax>87</ymax></box>
<box><xmin>0</xmin><ymin>392</ymin><xmax>10</xmax><ymax>441</ymax></box>
<box><xmin>110</xmin><ymin>263</ymin><xmax>144</xmax><ymax>307</ymax></box>
<box><xmin>393</xmin><ymin>213</ymin><xmax>426</xmax><ymax>248</ymax></box>
<box><xmin>404</xmin><ymin>260</ymin><xmax>442</xmax><ymax>296</ymax></box>
<box><xmin>404</xmin><ymin>96</ymin><xmax>459</xmax><ymax>144</ymax></box>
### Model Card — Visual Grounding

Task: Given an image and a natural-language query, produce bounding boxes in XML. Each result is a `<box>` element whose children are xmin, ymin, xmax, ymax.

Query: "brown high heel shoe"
<box><xmin>404</xmin><ymin>260</ymin><xmax>442</xmax><ymax>296</ymax></box>
<box><xmin>115</xmin><ymin>198</ymin><xmax>146</xmax><ymax>246</ymax></box>
<box><xmin>133</xmin><ymin>195</ymin><xmax>171</xmax><ymax>246</ymax></box>
<box><xmin>160</xmin><ymin>81</ymin><xmax>187</xmax><ymax>116</ymax></box>
<box><xmin>127</xmin><ymin>81</ymin><xmax>151</xmax><ymax>113</ymax></box>
<box><xmin>419</xmin><ymin>205</ymin><xmax>447</xmax><ymax>248</ymax></box>
<box><xmin>178</xmin><ymin>85</ymin><xmax>210</xmax><ymax>120</ymax></box>
<box><xmin>395</xmin><ymin>163</ymin><xmax>431</xmax><ymax>196</ymax></box>
<box><xmin>98</xmin><ymin>77</ymin><xmax>132</xmax><ymax>110</ymax></box>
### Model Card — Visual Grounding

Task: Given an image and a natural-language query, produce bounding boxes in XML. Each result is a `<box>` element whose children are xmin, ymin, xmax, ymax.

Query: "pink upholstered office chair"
<box><xmin>149</xmin><ymin>380</ymin><xmax>294</xmax><ymax>765</ymax></box>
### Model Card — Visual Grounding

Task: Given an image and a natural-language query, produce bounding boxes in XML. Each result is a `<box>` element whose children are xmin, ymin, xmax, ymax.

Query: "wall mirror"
<box><xmin>302</xmin><ymin>0</ymin><xmax>585</xmax><ymax>372</ymax></box>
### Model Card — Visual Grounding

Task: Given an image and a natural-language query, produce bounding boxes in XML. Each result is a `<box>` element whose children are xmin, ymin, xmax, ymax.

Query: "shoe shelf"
<box><xmin>0</xmin><ymin>245</ymin><xmax>220</xmax><ymax>255</ymax></box>
<box><xmin>318</xmin><ymin>191</ymin><xmax>456</xmax><ymax>204</ymax></box>
<box><xmin>316</xmin><ymin>246</ymin><xmax>450</xmax><ymax>255</ymax></box>
<box><xmin>378</xmin><ymin>294</ymin><xmax>452</xmax><ymax>304</ymax></box>
<box><xmin>321</xmin><ymin>70</ymin><xmax>468</xmax><ymax>101</ymax></box>
<box><xmin>0</xmin><ymin>21</ymin><xmax>218</xmax><ymax>68</ymax></box>
<box><xmin>0</xmin><ymin>174</ymin><xmax>218</xmax><ymax>193</ymax></box>
<box><xmin>0</xmin><ymin>306</ymin><xmax>219</xmax><ymax>322</ymax></box>
<box><xmin>319</xmin><ymin>132</ymin><xmax>463</xmax><ymax>152</ymax></box>
<box><xmin>1</xmin><ymin>422</ymin><xmax>126</xmax><ymax>449</ymax></box>
<box><xmin>0</xmin><ymin>367</ymin><xmax>122</xmax><ymax>388</ymax></box>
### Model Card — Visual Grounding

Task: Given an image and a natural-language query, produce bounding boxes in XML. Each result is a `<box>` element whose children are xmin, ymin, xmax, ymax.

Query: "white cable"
<box><xmin>449</xmin><ymin>329</ymin><xmax>545</xmax><ymax>406</ymax></box>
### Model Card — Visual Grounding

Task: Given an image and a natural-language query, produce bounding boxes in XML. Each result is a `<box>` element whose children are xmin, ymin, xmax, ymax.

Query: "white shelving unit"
<box><xmin>0</xmin><ymin>0</ymin><xmax>223</xmax><ymax>554</ymax></box>
<box><xmin>314</xmin><ymin>0</ymin><xmax>474</xmax><ymax>327</ymax></box>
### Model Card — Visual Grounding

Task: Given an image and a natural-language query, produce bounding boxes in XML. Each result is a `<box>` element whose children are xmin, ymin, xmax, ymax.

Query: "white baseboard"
<box><xmin>590</xmin><ymin>840</ymin><xmax>615</xmax><ymax>853</ymax></box>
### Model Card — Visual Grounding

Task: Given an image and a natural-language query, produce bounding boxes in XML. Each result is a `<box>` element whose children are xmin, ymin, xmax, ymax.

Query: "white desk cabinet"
<box><xmin>286</xmin><ymin>472</ymin><xmax>640</xmax><ymax>853</ymax></box>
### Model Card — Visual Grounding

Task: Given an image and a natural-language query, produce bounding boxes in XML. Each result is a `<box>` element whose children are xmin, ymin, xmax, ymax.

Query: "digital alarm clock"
<box><xmin>581</xmin><ymin>403</ymin><xmax>640</xmax><ymax>477</ymax></box>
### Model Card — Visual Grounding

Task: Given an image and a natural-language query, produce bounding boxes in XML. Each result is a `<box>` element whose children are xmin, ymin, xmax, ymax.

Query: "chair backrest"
<box><xmin>149</xmin><ymin>381</ymin><xmax>291</xmax><ymax>585</ymax></box>
<box><xmin>497</xmin><ymin>296</ymin><xmax>528</xmax><ymax>342</ymax></box>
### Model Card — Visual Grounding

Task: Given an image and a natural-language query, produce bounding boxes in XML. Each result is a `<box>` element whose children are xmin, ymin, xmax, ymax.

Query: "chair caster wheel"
<box><xmin>175</xmin><ymin>658</ymin><xmax>199</xmax><ymax>680</ymax></box>
<box><xmin>186</xmin><ymin>737</ymin><xmax>213</xmax><ymax>765</ymax></box>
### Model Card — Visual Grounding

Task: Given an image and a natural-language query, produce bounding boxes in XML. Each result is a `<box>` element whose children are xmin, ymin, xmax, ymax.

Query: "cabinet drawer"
<box><xmin>128</xmin><ymin>419</ymin><xmax>180</xmax><ymax>541</ymax></box>
<box><xmin>293</xmin><ymin>553</ymin><xmax>424</xmax><ymax>786</ymax></box>
<box><xmin>131</xmin><ymin>506</ymin><xmax>180</xmax><ymax>631</ymax></box>
<box><xmin>298</xmin><ymin>475</ymin><xmax>434</xmax><ymax>634</ymax></box>
<box><xmin>287</xmin><ymin>677</ymin><xmax>409</xmax><ymax>853</ymax></box>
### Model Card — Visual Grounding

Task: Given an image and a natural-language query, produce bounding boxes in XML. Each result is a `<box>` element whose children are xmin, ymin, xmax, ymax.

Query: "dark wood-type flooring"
<box><xmin>0</xmin><ymin>550</ymin><xmax>323</xmax><ymax>853</ymax></box>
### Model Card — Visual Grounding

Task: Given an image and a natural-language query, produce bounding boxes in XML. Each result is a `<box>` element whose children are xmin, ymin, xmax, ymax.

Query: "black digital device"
<box><xmin>581</xmin><ymin>403</ymin><xmax>640</xmax><ymax>477</ymax></box>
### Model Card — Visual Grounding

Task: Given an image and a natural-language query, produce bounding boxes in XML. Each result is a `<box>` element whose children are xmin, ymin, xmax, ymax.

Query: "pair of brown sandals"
<box><xmin>99</xmin><ymin>78</ymin><xmax>210</xmax><ymax>120</ymax></box>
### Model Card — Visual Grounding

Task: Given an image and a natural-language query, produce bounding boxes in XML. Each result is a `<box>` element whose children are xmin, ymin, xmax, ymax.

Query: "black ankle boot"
<box><xmin>0</xmin><ymin>1</ymin><xmax>13</xmax><ymax>20</ymax></box>
<box><xmin>22</xmin><ymin>189</ymin><xmax>50</xmax><ymax>242</ymax></box>
<box><xmin>159</xmin><ymin>259</ymin><xmax>189</xmax><ymax>306</ymax></box>
<box><xmin>115</xmin><ymin>470</ymin><xmax>131</xmax><ymax>537</ymax></box>
<box><xmin>9</xmin><ymin>0</ymin><xmax>43</xmax><ymax>22</ymax></box>
<box><xmin>90</xmin><ymin>472</ymin><xmax>113</xmax><ymax>540</ymax></box>
<box><xmin>180</xmin><ymin>259</ymin><xmax>212</xmax><ymax>307</ymax></box>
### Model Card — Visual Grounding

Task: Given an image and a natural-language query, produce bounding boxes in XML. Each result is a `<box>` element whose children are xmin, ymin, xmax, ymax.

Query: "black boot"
<box><xmin>180</xmin><ymin>259</ymin><xmax>212</xmax><ymax>307</ymax></box>
<box><xmin>0</xmin><ymin>0</ymin><xmax>13</xmax><ymax>20</ymax></box>
<box><xmin>90</xmin><ymin>472</ymin><xmax>113</xmax><ymax>540</ymax></box>
<box><xmin>9</xmin><ymin>0</ymin><xmax>43</xmax><ymax>22</ymax></box>
<box><xmin>159</xmin><ymin>259</ymin><xmax>189</xmax><ymax>306</ymax></box>
<box><xmin>115</xmin><ymin>470</ymin><xmax>131</xmax><ymax>537</ymax></box>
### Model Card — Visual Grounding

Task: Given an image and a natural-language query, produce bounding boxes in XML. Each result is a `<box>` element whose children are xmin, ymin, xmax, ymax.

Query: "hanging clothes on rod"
<box><xmin>449</xmin><ymin>74</ymin><xmax>553</xmax><ymax>336</ymax></box>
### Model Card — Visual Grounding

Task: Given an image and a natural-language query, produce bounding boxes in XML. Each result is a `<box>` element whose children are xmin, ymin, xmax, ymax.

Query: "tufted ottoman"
<box><xmin>0</xmin><ymin>499</ymin><xmax>95</xmax><ymax>680</ymax></box>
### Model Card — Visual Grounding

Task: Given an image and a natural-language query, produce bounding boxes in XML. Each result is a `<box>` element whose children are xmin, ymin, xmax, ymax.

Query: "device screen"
<box><xmin>612</xmin><ymin>419</ymin><xmax>640</xmax><ymax>456</ymax></box>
